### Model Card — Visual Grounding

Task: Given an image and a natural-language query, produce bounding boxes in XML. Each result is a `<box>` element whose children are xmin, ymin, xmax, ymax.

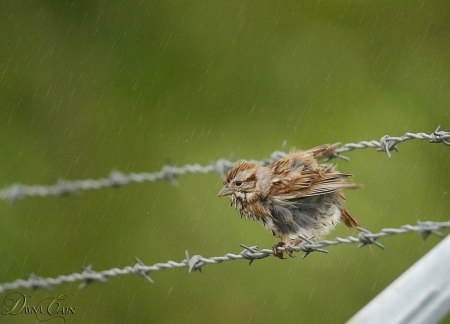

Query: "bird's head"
<box><xmin>217</xmin><ymin>162</ymin><xmax>267</xmax><ymax>202</ymax></box>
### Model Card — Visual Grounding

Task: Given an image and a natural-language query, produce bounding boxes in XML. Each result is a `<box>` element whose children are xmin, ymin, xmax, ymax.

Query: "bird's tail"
<box><xmin>339</xmin><ymin>205</ymin><xmax>360</xmax><ymax>228</ymax></box>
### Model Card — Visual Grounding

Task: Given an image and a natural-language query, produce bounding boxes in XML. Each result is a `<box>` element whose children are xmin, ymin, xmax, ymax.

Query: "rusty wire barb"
<box><xmin>0</xmin><ymin>126</ymin><xmax>448</xmax><ymax>203</ymax></box>
<box><xmin>0</xmin><ymin>220</ymin><xmax>448</xmax><ymax>294</ymax></box>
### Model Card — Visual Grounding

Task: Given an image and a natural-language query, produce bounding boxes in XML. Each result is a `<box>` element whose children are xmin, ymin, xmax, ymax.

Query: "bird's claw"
<box><xmin>272</xmin><ymin>242</ymin><xmax>287</xmax><ymax>259</ymax></box>
<box><xmin>285</xmin><ymin>245</ymin><xmax>295</xmax><ymax>258</ymax></box>
<box><xmin>285</xmin><ymin>239</ymin><xmax>303</xmax><ymax>258</ymax></box>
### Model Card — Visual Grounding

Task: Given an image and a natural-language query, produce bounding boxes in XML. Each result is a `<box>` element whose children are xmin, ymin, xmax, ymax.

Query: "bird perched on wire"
<box><xmin>217</xmin><ymin>144</ymin><xmax>361</xmax><ymax>259</ymax></box>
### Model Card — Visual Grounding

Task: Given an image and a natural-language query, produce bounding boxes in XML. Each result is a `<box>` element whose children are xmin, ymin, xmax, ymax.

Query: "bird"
<box><xmin>217</xmin><ymin>144</ymin><xmax>361</xmax><ymax>259</ymax></box>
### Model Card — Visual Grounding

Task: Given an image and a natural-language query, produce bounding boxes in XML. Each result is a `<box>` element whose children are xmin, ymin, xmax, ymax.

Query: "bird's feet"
<box><xmin>272</xmin><ymin>242</ymin><xmax>286</xmax><ymax>259</ymax></box>
<box><xmin>285</xmin><ymin>239</ymin><xmax>303</xmax><ymax>258</ymax></box>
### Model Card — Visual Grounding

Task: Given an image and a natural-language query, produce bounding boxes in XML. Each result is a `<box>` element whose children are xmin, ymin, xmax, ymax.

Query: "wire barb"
<box><xmin>356</xmin><ymin>228</ymin><xmax>386</xmax><ymax>249</ymax></box>
<box><xmin>27</xmin><ymin>274</ymin><xmax>54</xmax><ymax>291</ymax></box>
<box><xmin>185</xmin><ymin>251</ymin><xmax>204</xmax><ymax>273</ymax></box>
<box><xmin>134</xmin><ymin>258</ymin><xmax>154</xmax><ymax>284</ymax></box>
<box><xmin>0</xmin><ymin>220</ymin><xmax>447</xmax><ymax>294</ymax></box>
<box><xmin>323</xmin><ymin>142</ymin><xmax>351</xmax><ymax>162</ymax></box>
<box><xmin>78</xmin><ymin>265</ymin><xmax>108</xmax><ymax>289</ymax></box>
<box><xmin>239</xmin><ymin>244</ymin><xmax>270</xmax><ymax>265</ymax></box>
<box><xmin>377</xmin><ymin>135</ymin><xmax>399</xmax><ymax>158</ymax></box>
<box><xmin>430</xmin><ymin>125</ymin><xmax>450</xmax><ymax>146</ymax></box>
<box><xmin>295</xmin><ymin>235</ymin><xmax>330</xmax><ymax>259</ymax></box>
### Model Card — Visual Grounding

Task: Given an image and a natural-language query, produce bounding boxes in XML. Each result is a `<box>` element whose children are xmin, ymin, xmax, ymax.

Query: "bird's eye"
<box><xmin>235</xmin><ymin>181</ymin><xmax>243</xmax><ymax>186</ymax></box>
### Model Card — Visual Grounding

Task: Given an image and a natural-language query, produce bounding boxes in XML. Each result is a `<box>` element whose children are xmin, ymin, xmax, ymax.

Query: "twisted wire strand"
<box><xmin>0</xmin><ymin>153</ymin><xmax>286</xmax><ymax>203</ymax></box>
<box><xmin>0</xmin><ymin>126</ymin><xmax>448</xmax><ymax>203</ymax></box>
<box><xmin>332</xmin><ymin>125</ymin><xmax>450</xmax><ymax>159</ymax></box>
<box><xmin>0</xmin><ymin>220</ymin><xmax>448</xmax><ymax>293</ymax></box>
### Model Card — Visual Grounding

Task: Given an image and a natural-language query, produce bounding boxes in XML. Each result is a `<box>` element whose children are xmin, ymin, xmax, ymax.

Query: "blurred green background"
<box><xmin>0</xmin><ymin>0</ymin><xmax>449</xmax><ymax>323</ymax></box>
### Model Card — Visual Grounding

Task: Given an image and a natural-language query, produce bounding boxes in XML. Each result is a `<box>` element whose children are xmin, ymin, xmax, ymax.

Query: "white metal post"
<box><xmin>347</xmin><ymin>234</ymin><xmax>450</xmax><ymax>324</ymax></box>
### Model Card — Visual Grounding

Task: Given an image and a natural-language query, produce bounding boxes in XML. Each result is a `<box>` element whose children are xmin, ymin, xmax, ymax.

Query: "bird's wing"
<box><xmin>268</xmin><ymin>150</ymin><xmax>359</xmax><ymax>201</ymax></box>
<box><xmin>304</xmin><ymin>144</ymin><xmax>335</xmax><ymax>159</ymax></box>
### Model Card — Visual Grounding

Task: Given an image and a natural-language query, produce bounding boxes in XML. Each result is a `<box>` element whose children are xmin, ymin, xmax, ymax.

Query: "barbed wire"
<box><xmin>0</xmin><ymin>126</ymin><xmax>448</xmax><ymax>203</ymax></box>
<box><xmin>330</xmin><ymin>125</ymin><xmax>450</xmax><ymax>159</ymax></box>
<box><xmin>0</xmin><ymin>220</ymin><xmax>447</xmax><ymax>293</ymax></box>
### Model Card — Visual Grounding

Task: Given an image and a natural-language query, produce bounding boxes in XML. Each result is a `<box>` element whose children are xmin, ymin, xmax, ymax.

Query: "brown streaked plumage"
<box><xmin>217</xmin><ymin>144</ymin><xmax>361</xmax><ymax>259</ymax></box>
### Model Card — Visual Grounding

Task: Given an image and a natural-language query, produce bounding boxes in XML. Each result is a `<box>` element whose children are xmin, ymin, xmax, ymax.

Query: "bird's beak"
<box><xmin>217</xmin><ymin>185</ymin><xmax>233</xmax><ymax>197</ymax></box>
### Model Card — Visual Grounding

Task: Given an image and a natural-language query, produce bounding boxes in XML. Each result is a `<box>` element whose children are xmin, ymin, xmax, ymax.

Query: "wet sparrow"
<box><xmin>217</xmin><ymin>145</ymin><xmax>360</xmax><ymax>259</ymax></box>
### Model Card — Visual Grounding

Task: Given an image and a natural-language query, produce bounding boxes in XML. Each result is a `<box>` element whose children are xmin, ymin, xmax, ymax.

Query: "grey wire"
<box><xmin>331</xmin><ymin>125</ymin><xmax>450</xmax><ymax>159</ymax></box>
<box><xmin>0</xmin><ymin>126</ymin><xmax>448</xmax><ymax>202</ymax></box>
<box><xmin>0</xmin><ymin>152</ymin><xmax>286</xmax><ymax>203</ymax></box>
<box><xmin>0</xmin><ymin>220</ymin><xmax>448</xmax><ymax>293</ymax></box>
